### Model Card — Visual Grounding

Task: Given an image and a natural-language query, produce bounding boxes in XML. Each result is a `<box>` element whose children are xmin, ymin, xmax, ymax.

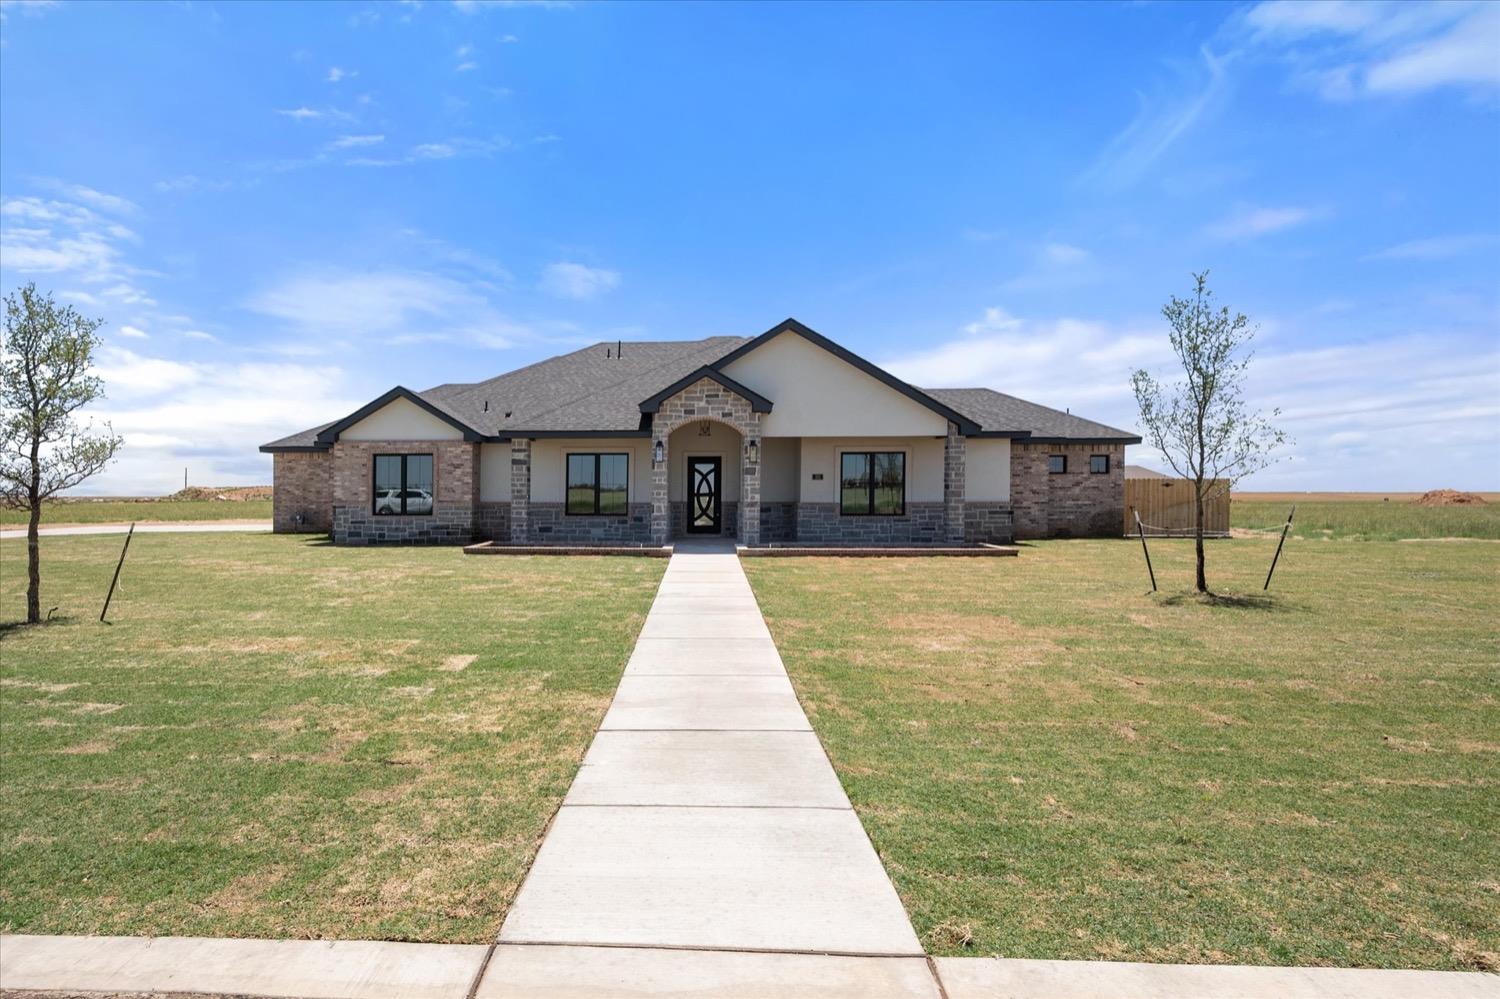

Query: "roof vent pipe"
<box><xmin>617</xmin><ymin>339</ymin><xmax>623</xmax><ymax>358</ymax></box>
<box><xmin>483</xmin><ymin>400</ymin><xmax>489</xmax><ymax>412</ymax></box>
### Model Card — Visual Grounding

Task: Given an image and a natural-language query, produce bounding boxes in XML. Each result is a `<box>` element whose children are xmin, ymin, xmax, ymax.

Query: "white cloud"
<box><xmin>1365</xmin><ymin>233</ymin><xmax>1498</xmax><ymax>260</ymax></box>
<box><xmin>326</xmin><ymin>66</ymin><xmax>356</xmax><ymax>83</ymax></box>
<box><xmin>456</xmin><ymin>60</ymin><xmax>478</xmax><ymax>72</ymax></box>
<box><xmin>34</xmin><ymin>180</ymin><xmax>139</xmax><ymax>216</ymax></box>
<box><xmin>182</xmin><ymin>329</ymin><xmax>218</xmax><ymax>342</ymax></box>
<box><xmin>153</xmin><ymin>174</ymin><xmax>232</xmax><ymax>193</ymax></box>
<box><xmin>1042</xmin><ymin>242</ymin><xmax>1090</xmax><ymax>265</ymax></box>
<box><xmin>276</xmin><ymin>106</ymin><xmax>324</xmax><ymax>121</ymax></box>
<box><xmin>0</xmin><ymin>191</ymin><xmax>140</xmax><ymax>283</ymax></box>
<box><xmin>1243</xmin><ymin>1</ymin><xmax>1500</xmax><ymax>99</ymax></box>
<box><xmin>1206</xmin><ymin>204</ymin><xmax>1317</xmax><ymax>240</ymax></box>
<box><xmin>539</xmin><ymin>261</ymin><xmax>620</xmax><ymax>300</ymax></box>
<box><xmin>245</xmin><ymin>267</ymin><xmax>530</xmax><ymax>349</ymax></box>
<box><xmin>118</xmin><ymin>324</ymin><xmax>150</xmax><ymax>339</ymax></box>
<box><xmin>882</xmin><ymin>305</ymin><xmax>1500</xmax><ymax>491</ymax></box>
<box><xmin>412</xmin><ymin>142</ymin><xmax>457</xmax><ymax>159</ymax></box>
<box><xmin>327</xmin><ymin>133</ymin><xmax>385</xmax><ymax>150</ymax></box>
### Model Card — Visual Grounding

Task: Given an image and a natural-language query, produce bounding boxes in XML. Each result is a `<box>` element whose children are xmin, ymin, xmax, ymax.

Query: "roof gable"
<box><xmin>314</xmin><ymin>387</ymin><xmax>482</xmax><ymax>445</ymax></box>
<box><xmin>710</xmin><ymin>318</ymin><xmax>981</xmax><ymax>434</ymax></box>
<box><xmin>639</xmin><ymin>366</ymin><xmax>774</xmax><ymax>414</ymax></box>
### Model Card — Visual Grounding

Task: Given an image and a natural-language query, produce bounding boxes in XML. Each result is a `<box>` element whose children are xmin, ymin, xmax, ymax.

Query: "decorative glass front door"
<box><xmin>687</xmin><ymin>457</ymin><xmax>721</xmax><ymax>534</ymax></box>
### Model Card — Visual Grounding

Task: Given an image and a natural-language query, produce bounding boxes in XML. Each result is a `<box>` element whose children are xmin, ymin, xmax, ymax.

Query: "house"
<box><xmin>260</xmin><ymin>319</ymin><xmax>1140</xmax><ymax>546</ymax></box>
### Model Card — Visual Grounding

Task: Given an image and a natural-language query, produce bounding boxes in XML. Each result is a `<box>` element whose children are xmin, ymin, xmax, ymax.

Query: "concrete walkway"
<box><xmin>0</xmin><ymin>520</ymin><xmax>271</xmax><ymax>540</ymax></box>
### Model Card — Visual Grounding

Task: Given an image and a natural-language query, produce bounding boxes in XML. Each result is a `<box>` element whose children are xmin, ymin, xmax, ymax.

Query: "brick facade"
<box><xmin>1009</xmin><ymin>442</ymin><xmax>1125</xmax><ymax>539</ymax></box>
<box><xmin>329</xmin><ymin>439</ymin><xmax>479</xmax><ymax>545</ymax></box>
<box><xmin>272</xmin><ymin>451</ymin><xmax>333</xmax><ymax>533</ymax></box>
<box><xmin>647</xmin><ymin>378</ymin><xmax>763</xmax><ymax>546</ymax></box>
<box><xmin>963</xmin><ymin>501</ymin><xmax>1015</xmax><ymax>544</ymax></box>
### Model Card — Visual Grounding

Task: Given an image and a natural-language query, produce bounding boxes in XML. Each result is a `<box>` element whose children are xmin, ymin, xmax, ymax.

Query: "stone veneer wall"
<box><xmin>272</xmin><ymin>451</ymin><xmax>333</xmax><ymax>533</ymax></box>
<box><xmin>1010</xmin><ymin>442</ymin><xmax>1125</xmax><ymax>539</ymax></box>
<box><xmin>796</xmin><ymin>501</ymin><xmax>946</xmax><ymax>544</ymax></box>
<box><xmin>964</xmin><ymin>502</ymin><xmax>1015</xmax><ymax>544</ymax></box>
<box><xmin>528</xmin><ymin>502</ymin><xmax>653</xmax><ymax>544</ymax></box>
<box><xmin>476</xmin><ymin>501</ymin><xmax>510</xmax><ymax>542</ymax></box>
<box><xmin>648</xmin><ymin>378</ymin><xmax>763</xmax><ymax>546</ymax></box>
<box><xmin>759</xmin><ymin>501</ymin><xmax>798</xmax><ymax>543</ymax></box>
<box><xmin>330</xmin><ymin>439</ymin><xmax>479</xmax><ymax>545</ymax></box>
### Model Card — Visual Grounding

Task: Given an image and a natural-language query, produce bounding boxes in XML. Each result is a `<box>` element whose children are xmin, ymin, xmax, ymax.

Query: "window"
<box><xmin>840</xmin><ymin>451</ymin><xmax>905</xmax><ymax>516</ymax></box>
<box><xmin>372</xmin><ymin>454</ymin><xmax>434</xmax><ymax>515</ymax></box>
<box><xmin>1090</xmin><ymin>454</ymin><xmax>1110</xmax><ymax>474</ymax></box>
<box><xmin>1048</xmin><ymin>454</ymin><xmax>1067</xmax><ymax>474</ymax></box>
<box><xmin>567</xmin><ymin>453</ymin><xmax>629</xmax><ymax>515</ymax></box>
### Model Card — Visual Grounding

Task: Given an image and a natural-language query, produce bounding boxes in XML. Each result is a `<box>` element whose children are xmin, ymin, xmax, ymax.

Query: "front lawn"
<box><xmin>744</xmin><ymin>538</ymin><xmax>1499</xmax><ymax>970</ymax></box>
<box><xmin>0</xmin><ymin>533</ymin><xmax>663</xmax><ymax>942</ymax></box>
<box><xmin>0</xmin><ymin>499</ymin><xmax>273</xmax><ymax>526</ymax></box>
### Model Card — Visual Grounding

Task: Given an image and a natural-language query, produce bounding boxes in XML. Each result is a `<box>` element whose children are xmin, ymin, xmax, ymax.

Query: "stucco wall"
<box><xmin>759</xmin><ymin>437</ymin><xmax>800</xmax><ymax>503</ymax></box>
<box><xmin>797</xmin><ymin>436</ymin><xmax>945</xmax><ymax>504</ymax></box>
<box><xmin>720</xmin><ymin>331</ymin><xmax>949</xmax><ymax>437</ymax></box>
<box><xmin>524</xmin><ymin>438</ymin><xmax>653</xmax><ymax>504</ymax></box>
<box><xmin>339</xmin><ymin>397</ymin><xmax>466</xmax><ymax>441</ymax></box>
<box><xmin>965</xmin><ymin>438</ymin><xmax>1012</xmax><ymax>502</ymax></box>
<box><xmin>667</xmin><ymin>420</ymin><xmax>741</xmax><ymax>503</ymax></box>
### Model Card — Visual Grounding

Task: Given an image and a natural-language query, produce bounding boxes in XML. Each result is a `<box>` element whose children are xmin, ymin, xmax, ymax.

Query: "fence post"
<box><xmin>1263</xmin><ymin>504</ymin><xmax>1295</xmax><ymax>591</ymax></box>
<box><xmin>1134</xmin><ymin>509</ymin><xmax>1157</xmax><ymax>592</ymax></box>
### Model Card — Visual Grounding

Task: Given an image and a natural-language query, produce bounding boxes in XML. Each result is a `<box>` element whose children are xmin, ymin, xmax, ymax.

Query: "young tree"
<box><xmin>1132</xmin><ymin>272</ymin><xmax>1286</xmax><ymax>593</ymax></box>
<box><xmin>1</xmin><ymin>284</ymin><xmax>123</xmax><ymax>623</ymax></box>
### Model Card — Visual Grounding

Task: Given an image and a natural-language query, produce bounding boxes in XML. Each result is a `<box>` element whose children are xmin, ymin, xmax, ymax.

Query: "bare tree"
<box><xmin>1132</xmin><ymin>272</ymin><xmax>1286</xmax><ymax>593</ymax></box>
<box><xmin>1</xmin><ymin>284</ymin><xmax>123</xmax><ymax>623</ymax></box>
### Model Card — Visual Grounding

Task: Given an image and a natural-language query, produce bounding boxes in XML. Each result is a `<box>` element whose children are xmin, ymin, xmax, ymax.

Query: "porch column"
<box><xmin>509</xmin><ymin>438</ymin><xmax>531</xmax><ymax>543</ymax></box>
<box><xmin>740</xmin><ymin>429</ymin><xmax>761</xmax><ymax>547</ymax></box>
<box><xmin>650</xmin><ymin>433</ymin><xmax>669</xmax><ymax>546</ymax></box>
<box><xmin>944</xmin><ymin>421</ymin><xmax>966</xmax><ymax>544</ymax></box>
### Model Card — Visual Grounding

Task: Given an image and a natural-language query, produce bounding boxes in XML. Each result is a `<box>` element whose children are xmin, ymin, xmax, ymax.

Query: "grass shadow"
<box><xmin>1156</xmin><ymin>590</ymin><xmax>1282</xmax><ymax>611</ymax></box>
<box><xmin>0</xmin><ymin>613</ymin><xmax>79</xmax><ymax>636</ymax></box>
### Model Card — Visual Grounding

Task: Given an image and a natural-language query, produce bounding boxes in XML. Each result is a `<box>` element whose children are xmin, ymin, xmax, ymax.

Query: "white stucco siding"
<box><xmin>720</xmin><ymin>331</ymin><xmax>949</xmax><ymax>437</ymax></box>
<box><xmin>668</xmin><ymin>421</ymin><xmax>741</xmax><ymax>503</ymax></box>
<box><xmin>759</xmin><ymin>437</ymin><xmax>800</xmax><ymax>502</ymax></box>
<box><xmin>798</xmin><ymin>437</ymin><xmax>945</xmax><ymax>503</ymax></box>
<box><xmin>340</xmin><ymin>396</ymin><xmax>467</xmax><ymax>441</ymax></box>
<box><xmin>478</xmin><ymin>443</ymin><xmax>510</xmax><ymax>502</ymax></box>
<box><xmin>965</xmin><ymin>438</ymin><xmax>1012</xmax><ymax>502</ymax></box>
<box><xmin>527</xmin><ymin>438</ymin><xmax>652</xmax><ymax>504</ymax></box>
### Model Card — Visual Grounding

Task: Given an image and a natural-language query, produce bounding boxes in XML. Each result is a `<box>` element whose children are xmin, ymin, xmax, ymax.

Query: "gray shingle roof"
<box><xmin>922</xmin><ymin>388</ymin><xmax>1141</xmax><ymax>442</ymax></box>
<box><xmin>261</xmin><ymin>334</ymin><xmax>1139</xmax><ymax>450</ymax></box>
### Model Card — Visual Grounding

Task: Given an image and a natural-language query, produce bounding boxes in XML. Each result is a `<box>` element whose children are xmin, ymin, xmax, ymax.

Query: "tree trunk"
<box><xmin>1194</xmin><ymin>486</ymin><xmax>1207</xmax><ymax>593</ymax></box>
<box><xmin>26</xmin><ymin>494</ymin><xmax>41</xmax><ymax>624</ymax></box>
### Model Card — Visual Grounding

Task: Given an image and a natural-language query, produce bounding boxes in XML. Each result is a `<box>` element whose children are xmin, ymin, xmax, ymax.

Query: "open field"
<box><xmin>1232</xmin><ymin>499</ymin><xmax>1500</xmax><ymax>541</ymax></box>
<box><xmin>745</xmin><ymin>538</ymin><xmax>1500</xmax><ymax>970</ymax></box>
<box><xmin>0</xmin><ymin>499</ymin><xmax>272</xmax><ymax>527</ymax></box>
<box><xmin>0</xmin><ymin>533</ymin><xmax>664</xmax><ymax>942</ymax></box>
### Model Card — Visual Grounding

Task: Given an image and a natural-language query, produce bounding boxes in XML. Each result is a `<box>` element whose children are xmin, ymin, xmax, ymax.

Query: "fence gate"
<box><xmin>1124</xmin><ymin>478</ymin><xmax>1230</xmax><ymax>537</ymax></box>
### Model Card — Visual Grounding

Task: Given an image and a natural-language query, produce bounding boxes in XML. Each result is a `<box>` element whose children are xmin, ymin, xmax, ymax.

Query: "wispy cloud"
<box><xmin>883</xmin><ymin>304</ymin><xmax>1500</xmax><ymax>490</ymax></box>
<box><xmin>1205</xmin><ymin>204</ymin><xmax>1318</xmax><ymax>240</ymax></box>
<box><xmin>274</xmin><ymin>106</ymin><xmax>354</xmax><ymax>124</ymax></box>
<box><xmin>1243</xmin><ymin>1</ymin><xmax>1500</xmax><ymax>99</ymax></box>
<box><xmin>1082</xmin><ymin>46</ymin><xmax>1231</xmax><ymax>191</ymax></box>
<box><xmin>539</xmin><ymin>261</ymin><xmax>620</xmax><ymax>300</ymax></box>
<box><xmin>118</xmin><ymin>324</ymin><xmax>150</xmax><ymax>339</ymax></box>
<box><xmin>326</xmin><ymin>66</ymin><xmax>356</xmax><ymax>83</ymax></box>
<box><xmin>454</xmin><ymin>42</ymin><xmax>477</xmax><ymax>72</ymax></box>
<box><xmin>453</xmin><ymin>0</ymin><xmax>573</xmax><ymax>13</ymax></box>
<box><xmin>345</xmin><ymin>135</ymin><xmax>509</xmax><ymax>167</ymax></box>
<box><xmin>1364</xmin><ymin>233</ymin><xmax>1499</xmax><ymax>260</ymax></box>
<box><xmin>153</xmin><ymin>174</ymin><xmax>233</xmax><ymax>194</ymax></box>
<box><xmin>327</xmin><ymin>133</ymin><xmax>385</xmax><ymax>150</ymax></box>
<box><xmin>1042</xmin><ymin>242</ymin><xmax>1090</xmax><ymax>265</ymax></box>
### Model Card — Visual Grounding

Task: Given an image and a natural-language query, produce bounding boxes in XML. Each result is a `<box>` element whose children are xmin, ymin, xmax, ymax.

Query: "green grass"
<box><xmin>0</xmin><ymin>533</ymin><xmax>663</xmax><ymax>942</ymax></box>
<box><xmin>1233</xmin><ymin>500</ymin><xmax>1500</xmax><ymax>541</ymax></box>
<box><xmin>744</xmin><ymin>539</ymin><xmax>1500</xmax><ymax>970</ymax></box>
<box><xmin>1</xmin><ymin>499</ymin><xmax>273</xmax><ymax>526</ymax></box>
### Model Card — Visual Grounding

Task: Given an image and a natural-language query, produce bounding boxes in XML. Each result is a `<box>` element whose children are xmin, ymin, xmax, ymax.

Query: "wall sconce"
<box><xmin>653</xmin><ymin>439</ymin><xmax>665</xmax><ymax>465</ymax></box>
<box><xmin>747</xmin><ymin>440</ymin><xmax>759</xmax><ymax>464</ymax></box>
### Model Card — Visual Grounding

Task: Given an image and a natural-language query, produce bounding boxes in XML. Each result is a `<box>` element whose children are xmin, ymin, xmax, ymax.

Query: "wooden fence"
<box><xmin>1124</xmin><ymin>478</ymin><xmax>1230</xmax><ymax>537</ymax></box>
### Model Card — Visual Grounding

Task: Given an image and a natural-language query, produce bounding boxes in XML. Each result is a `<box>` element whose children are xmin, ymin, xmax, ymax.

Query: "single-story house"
<box><xmin>261</xmin><ymin>318</ymin><xmax>1140</xmax><ymax>546</ymax></box>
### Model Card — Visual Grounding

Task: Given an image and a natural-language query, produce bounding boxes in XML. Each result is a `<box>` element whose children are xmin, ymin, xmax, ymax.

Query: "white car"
<box><xmin>375</xmin><ymin>488</ymin><xmax>432</xmax><ymax>514</ymax></box>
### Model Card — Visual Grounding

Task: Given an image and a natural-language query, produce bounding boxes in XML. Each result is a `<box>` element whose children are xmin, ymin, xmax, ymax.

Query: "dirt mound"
<box><xmin>167</xmin><ymin>485</ymin><xmax>273</xmax><ymax>502</ymax></box>
<box><xmin>1413</xmin><ymin>489</ymin><xmax>1488</xmax><ymax>507</ymax></box>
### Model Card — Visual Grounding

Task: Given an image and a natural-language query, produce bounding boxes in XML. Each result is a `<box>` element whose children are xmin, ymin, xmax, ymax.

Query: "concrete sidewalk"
<box><xmin>0</xmin><ymin>520</ymin><xmax>271</xmax><ymax>540</ymax></box>
<box><xmin>496</xmin><ymin>540</ymin><xmax>932</xmax><ymax>991</ymax></box>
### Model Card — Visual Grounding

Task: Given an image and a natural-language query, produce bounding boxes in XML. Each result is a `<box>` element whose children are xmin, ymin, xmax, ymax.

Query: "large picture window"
<box><xmin>840</xmin><ymin>451</ymin><xmax>905</xmax><ymax>516</ymax></box>
<box><xmin>372</xmin><ymin>454</ymin><xmax>434</xmax><ymax>515</ymax></box>
<box><xmin>567</xmin><ymin>453</ymin><xmax>629</xmax><ymax>515</ymax></box>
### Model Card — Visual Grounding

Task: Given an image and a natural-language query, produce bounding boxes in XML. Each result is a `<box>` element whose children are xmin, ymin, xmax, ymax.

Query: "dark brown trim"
<box><xmin>639</xmin><ymin>366</ymin><xmax>774</xmax><ymax>414</ymax></box>
<box><xmin>316</xmin><ymin>386</ymin><xmax>483</xmax><ymax>445</ymax></box>
<box><xmin>708</xmin><ymin>318</ymin><xmax>983</xmax><ymax>435</ymax></box>
<box><xmin>259</xmin><ymin>443</ymin><xmax>332</xmax><ymax>453</ymax></box>
<box><xmin>1022</xmin><ymin>436</ymin><xmax>1142</xmax><ymax>445</ymax></box>
<box><xmin>967</xmin><ymin>430</ymin><xmax>1033</xmax><ymax>439</ymax></box>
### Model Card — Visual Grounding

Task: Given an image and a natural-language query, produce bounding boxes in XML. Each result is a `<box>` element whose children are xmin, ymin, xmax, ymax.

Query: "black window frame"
<box><xmin>371</xmin><ymin>453</ymin><xmax>434</xmax><ymax>516</ymax></box>
<box><xmin>839</xmin><ymin>450</ymin><xmax>906</xmax><ymax>517</ymax></box>
<box><xmin>1048</xmin><ymin>454</ymin><xmax>1068</xmax><ymax>475</ymax></box>
<box><xmin>1090</xmin><ymin>454</ymin><xmax>1110</xmax><ymax>475</ymax></box>
<box><xmin>566</xmin><ymin>452</ymin><xmax>630</xmax><ymax>516</ymax></box>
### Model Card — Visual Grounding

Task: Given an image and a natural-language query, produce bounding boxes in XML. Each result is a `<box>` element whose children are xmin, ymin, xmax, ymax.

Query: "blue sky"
<box><xmin>2</xmin><ymin>0</ymin><xmax>1496</xmax><ymax>493</ymax></box>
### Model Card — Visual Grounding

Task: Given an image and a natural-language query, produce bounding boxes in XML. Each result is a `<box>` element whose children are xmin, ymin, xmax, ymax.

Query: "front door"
<box><xmin>687</xmin><ymin>456</ymin><xmax>722</xmax><ymax>534</ymax></box>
